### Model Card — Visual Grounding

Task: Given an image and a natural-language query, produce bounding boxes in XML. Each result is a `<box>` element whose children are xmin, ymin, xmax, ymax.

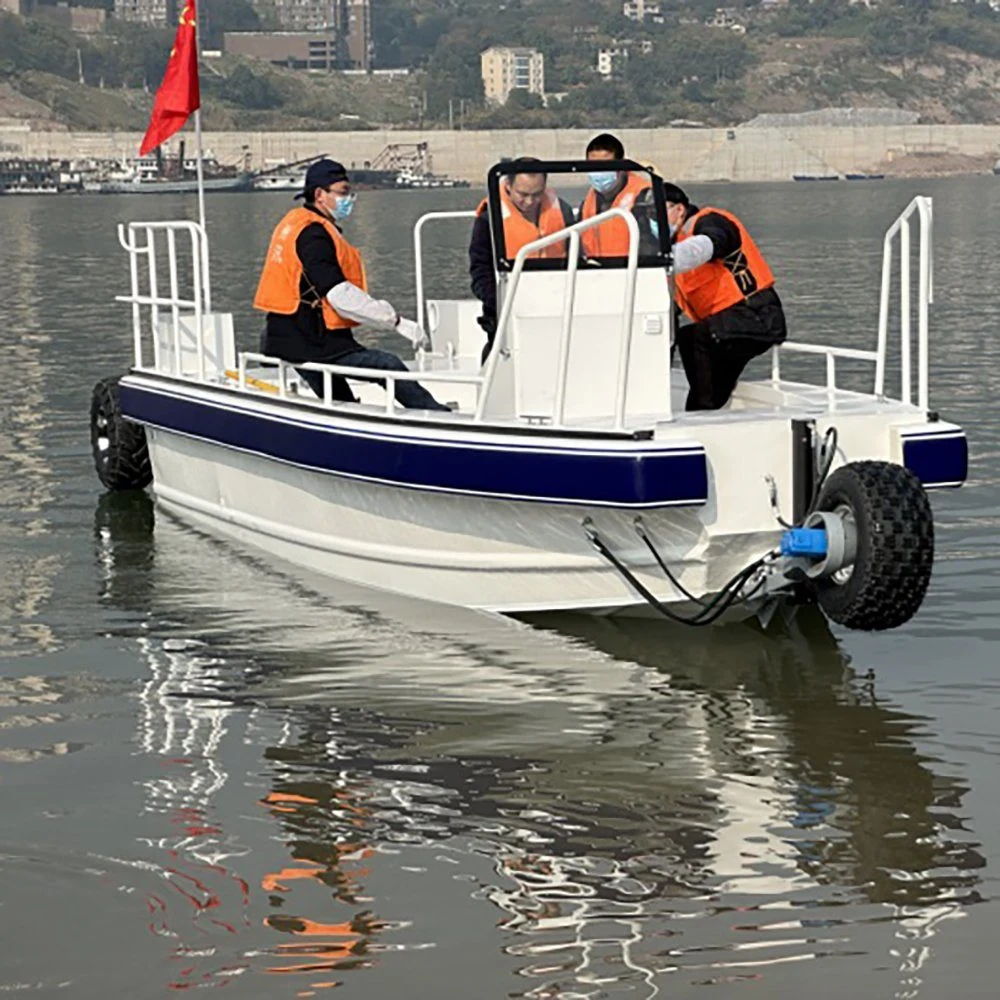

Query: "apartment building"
<box><xmin>481</xmin><ymin>46</ymin><xmax>545</xmax><ymax>105</ymax></box>
<box><xmin>240</xmin><ymin>1</ymin><xmax>371</xmax><ymax>69</ymax></box>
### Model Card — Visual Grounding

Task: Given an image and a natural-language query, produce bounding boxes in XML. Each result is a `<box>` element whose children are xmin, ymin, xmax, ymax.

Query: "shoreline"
<box><xmin>3</xmin><ymin>125</ymin><xmax>999</xmax><ymax>184</ymax></box>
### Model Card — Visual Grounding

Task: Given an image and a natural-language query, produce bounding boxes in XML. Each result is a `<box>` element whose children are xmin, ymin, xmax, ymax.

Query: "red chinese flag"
<box><xmin>139</xmin><ymin>0</ymin><xmax>201</xmax><ymax>156</ymax></box>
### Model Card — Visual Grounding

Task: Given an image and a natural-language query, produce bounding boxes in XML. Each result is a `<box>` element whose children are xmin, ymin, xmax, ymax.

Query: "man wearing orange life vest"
<box><xmin>254</xmin><ymin>158</ymin><xmax>447</xmax><ymax>410</ymax></box>
<box><xmin>579</xmin><ymin>133</ymin><xmax>654</xmax><ymax>259</ymax></box>
<box><xmin>469</xmin><ymin>157</ymin><xmax>575</xmax><ymax>362</ymax></box>
<box><xmin>663</xmin><ymin>183</ymin><xmax>787</xmax><ymax>411</ymax></box>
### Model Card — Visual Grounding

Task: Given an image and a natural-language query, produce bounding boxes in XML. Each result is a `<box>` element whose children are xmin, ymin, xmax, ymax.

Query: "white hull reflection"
<box><xmin>94</xmin><ymin>498</ymin><xmax>979</xmax><ymax>997</ymax></box>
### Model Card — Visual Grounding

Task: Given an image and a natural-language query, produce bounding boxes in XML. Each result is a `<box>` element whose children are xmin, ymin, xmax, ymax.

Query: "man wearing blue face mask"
<box><xmin>579</xmin><ymin>133</ymin><xmax>653</xmax><ymax>258</ymax></box>
<box><xmin>254</xmin><ymin>158</ymin><xmax>447</xmax><ymax>410</ymax></box>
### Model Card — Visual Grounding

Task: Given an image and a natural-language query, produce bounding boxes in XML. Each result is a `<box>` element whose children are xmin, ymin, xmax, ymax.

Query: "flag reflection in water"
<box><xmin>258</xmin><ymin>785</ymin><xmax>383</xmax><ymax>984</ymax></box>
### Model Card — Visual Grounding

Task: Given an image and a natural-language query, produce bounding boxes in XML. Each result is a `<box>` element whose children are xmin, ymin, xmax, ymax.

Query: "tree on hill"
<box><xmin>867</xmin><ymin>6</ymin><xmax>932</xmax><ymax>62</ymax></box>
<box><xmin>201</xmin><ymin>0</ymin><xmax>263</xmax><ymax>51</ymax></box>
<box><xmin>625</xmin><ymin>27</ymin><xmax>752</xmax><ymax>90</ymax></box>
<box><xmin>506</xmin><ymin>89</ymin><xmax>545</xmax><ymax>110</ymax></box>
<box><xmin>220</xmin><ymin>63</ymin><xmax>284</xmax><ymax>109</ymax></box>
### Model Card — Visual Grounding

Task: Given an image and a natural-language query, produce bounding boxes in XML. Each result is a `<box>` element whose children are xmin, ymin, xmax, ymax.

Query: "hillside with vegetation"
<box><xmin>3</xmin><ymin>0</ymin><xmax>1000</xmax><ymax>130</ymax></box>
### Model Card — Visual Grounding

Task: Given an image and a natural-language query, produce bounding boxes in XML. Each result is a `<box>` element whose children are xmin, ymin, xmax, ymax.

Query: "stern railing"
<box><xmin>117</xmin><ymin>220</ymin><xmax>211</xmax><ymax>377</ymax></box>
<box><xmin>770</xmin><ymin>195</ymin><xmax>933</xmax><ymax>409</ymax></box>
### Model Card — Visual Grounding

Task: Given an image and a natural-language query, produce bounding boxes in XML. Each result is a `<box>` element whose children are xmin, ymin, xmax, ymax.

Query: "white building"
<box><xmin>707</xmin><ymin>8</ymin><xmax>747</xmax><ymax>33</ymax></box>
<box><xmin>597</xmin><ymin>48</ymin><xmax>625</xmax><ymax>78</ymax></box>
<box><xmin>597</xmin><ymin>38</ymin><xmax>652</xmax><ymax>79</ymax></box>
<box><xmin>623</xmin><ymin>0</ymin><xmax>664</xmax><ymax>24</ymax></box>
<box><xmin>114</xmin><ymin>0</ymin><xmax>174</xmax><ymax>25</ymax></box>
<box><xmin>481</xmin><ymin>46</ymin><xmax>545</xmax><ymax>105</ymax></box>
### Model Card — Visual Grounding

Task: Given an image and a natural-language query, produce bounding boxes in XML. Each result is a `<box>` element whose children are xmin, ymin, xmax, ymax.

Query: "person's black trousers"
<box><xmin>675</xmin><ymin>289</ymin><xmax>787</xmax><ymax>411</ymax></box>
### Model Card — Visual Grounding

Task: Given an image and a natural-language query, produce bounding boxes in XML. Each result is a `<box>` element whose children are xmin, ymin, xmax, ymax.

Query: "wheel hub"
<box><xmin>829</xmin><ymin>503</ymin><xmax>857</xmax><ymax>585</ymax></box>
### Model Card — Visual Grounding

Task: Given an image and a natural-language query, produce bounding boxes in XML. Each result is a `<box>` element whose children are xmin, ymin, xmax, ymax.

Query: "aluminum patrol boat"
<box><xmin>90</xmin><ymin>161</ymin><xmax>966</xmax><ymax>630</ymax></box>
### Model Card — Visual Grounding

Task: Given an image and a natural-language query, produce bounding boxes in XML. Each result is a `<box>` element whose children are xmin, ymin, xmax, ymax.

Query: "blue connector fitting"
<box><xmin>780</xmin><ymin>527</ymin><xmax>829</xmax><ymax>559</ymax></box>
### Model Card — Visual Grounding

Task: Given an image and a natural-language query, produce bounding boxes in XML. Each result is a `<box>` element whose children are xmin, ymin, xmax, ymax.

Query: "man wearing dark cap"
<box><xmin>662</xmin><ymin>184</ymin><xmax>787</xmax><ymax>411</ymax></box>
<box><xmin>254</xmin><ymin>158</ymin><xmax>447</xmax><ymax>410</ymax></box>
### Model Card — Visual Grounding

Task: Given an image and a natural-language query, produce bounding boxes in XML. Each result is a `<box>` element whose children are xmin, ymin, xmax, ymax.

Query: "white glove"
<box><xmin>395</xmin><ymin>316</ymin><xmax>431</xmax><ymax>351</ymax></box>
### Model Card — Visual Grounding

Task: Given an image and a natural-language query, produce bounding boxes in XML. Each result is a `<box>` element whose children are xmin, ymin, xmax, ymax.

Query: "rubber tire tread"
<box><xmin>91</xmin><ymin>376</ymin><xmax>153</xmax><ymax>491</ymax></box>
<box><xmin>816</xmin><ymin>461</ymin><xmax>933</xmax><ymax>631</ymax></box>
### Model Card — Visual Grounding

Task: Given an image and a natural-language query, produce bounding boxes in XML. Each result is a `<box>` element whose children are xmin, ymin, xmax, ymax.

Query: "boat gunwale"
<box><xmin>124</xmin><ymin>368</ymin><xmax>664</xmax><ymax>444</ymax></box>
<box><xmin>123</xmin><ymin>367</ymin><xmax>948</xmax><ymax>445</ymax></box>
<box><xmin>121</xmin><ymin>376</ymin><xmax>711</xmax><ymax>508</ymax></box>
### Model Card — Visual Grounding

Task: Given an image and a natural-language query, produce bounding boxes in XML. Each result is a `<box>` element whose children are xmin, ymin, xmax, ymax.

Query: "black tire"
<box><xmin>90</xmin><ymin>375</ymin><xmax>152</xmax><ymax>491</ymax></box>
<box><xmin>815</xmin><ymin>461</ymin><xmax>934</xmax><ymax>631</ymax></box>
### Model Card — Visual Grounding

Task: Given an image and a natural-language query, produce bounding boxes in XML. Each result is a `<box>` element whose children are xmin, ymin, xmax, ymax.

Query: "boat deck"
<box><xmin>251</xmin><ymin>357</ymin><xmax>928</xmax><ymax>441</ymax></box>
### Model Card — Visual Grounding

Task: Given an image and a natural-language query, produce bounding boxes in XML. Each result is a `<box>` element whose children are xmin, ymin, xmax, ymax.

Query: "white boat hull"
<box><xmin>150</xmin><ymin>448</ymin><xmax>718</xmax><ymax>615</ymax></box>
<box><xmin>151</xmin><ymin>432</ymin><xmax>764</xmax><ymax>614</ymax></box>
<box><xmin>144</xmin><ymin>430</ymin><xmax>743</xmax><ymax>617</ymax></box>
<box><xmin>123</xmin><ymin>373</ymin><xmax>775</xmax><ymax>615</ymax></box>
<box><xmin>122</xmin><ymin>373</ymin><xmax>965</xmax><ymax>617</ymax></box>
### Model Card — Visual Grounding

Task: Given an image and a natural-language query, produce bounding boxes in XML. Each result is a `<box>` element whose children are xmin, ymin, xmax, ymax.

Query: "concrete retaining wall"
<box><xmin>5</xmin><ymin>125</ymin><xmax>1000</xmax><ymax>182</ymax></box>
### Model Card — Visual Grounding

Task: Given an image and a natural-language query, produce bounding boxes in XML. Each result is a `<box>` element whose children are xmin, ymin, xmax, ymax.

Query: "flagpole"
<box><xmin>194</xmin><ymin>111</ymin><xmax>206</xmax><ymax>241</ymax></box>
<box><xmin>193</xmin><ymin>1</ymin><xmax>210</xmax><ymax>311</ymax></box>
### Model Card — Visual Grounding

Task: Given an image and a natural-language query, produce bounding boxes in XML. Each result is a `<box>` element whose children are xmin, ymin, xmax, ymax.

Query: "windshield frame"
<box><xmin>485</xmin><ymin>158</ymin><xmax>673</xmax><ymax>272</ymax></box>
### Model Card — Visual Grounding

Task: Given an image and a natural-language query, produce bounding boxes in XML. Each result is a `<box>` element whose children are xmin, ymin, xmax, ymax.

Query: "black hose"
<box><xmin>633</xmin><ymin>518</ymin><xmax>772</xmax><ymax>618</ymax></box>
<box><xmin>803</xmin><ymin>426</ymin><xmax>838</xmax><ymax>522</ymax></box>
<box><xmin>634</xmin><ymin>519</ymin><xmax>708</xmax><ymax>607</ymax></box>
<box><xmin>592</xmin><ymin>429</ymin><xmax>840</xmax><ymax>625</ymax></box>
<box><xmin>584</xmin><ymin>523</ymin><xmax>774</xmax><ymax>627</ymax></box>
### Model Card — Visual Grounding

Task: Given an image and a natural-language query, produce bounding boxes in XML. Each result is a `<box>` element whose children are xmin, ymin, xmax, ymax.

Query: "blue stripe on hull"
<box><xmin>120</xmin><ymin>381</ymin><xmax>709</xmax><ymax>508</ymax></box>
<box><xmin>902</xmin><ymin>432</ymin><xmax>968</xmax><ymax>488</ymax></box>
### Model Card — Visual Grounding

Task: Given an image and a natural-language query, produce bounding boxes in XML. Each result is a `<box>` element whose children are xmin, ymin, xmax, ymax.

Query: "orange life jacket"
<box><xmin>580</xmin><ymin>172</ymin><xmax>652</xmax><ymax>257</ymax></box>
<box><xmin>673</xmin><ymin>207</ymin><xmax>775</xmax><ymax>323</ymax></box>
<box><xmin>253</xmin><ymin>207</ymin><xmax>367</xmax><ymax>330</ymax></box>
<box><xmin>476</xmin><ymin>183</ymin><xmax>569</xmax><ymax>260</ymax></box>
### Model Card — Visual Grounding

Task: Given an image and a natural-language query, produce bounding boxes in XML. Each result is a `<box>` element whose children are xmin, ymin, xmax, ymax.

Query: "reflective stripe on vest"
<box><xmin>477</xmin><ymin>186</ymin><xmax>568</xmax><ymax>260</ymax></box>
<box><xmin>252</xmin><ymin>207</ymin><xmax>367</xmax><ymax>330</ymax></box>
<box><xmin>673</xmin><ymin>207</ymin><xmax>775</xmax><ymax>323</ymax></box>
<box><xmin>580</xmin><ymin>172</ymin><xmax>651</xmax><ymax>257</ymax></box>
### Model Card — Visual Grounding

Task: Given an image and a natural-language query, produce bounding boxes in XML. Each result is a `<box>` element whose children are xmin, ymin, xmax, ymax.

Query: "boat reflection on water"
<box><xmin>93</xmin><ymin>494</ymin><xmax>985</xmax><ymax>997</ymax></box>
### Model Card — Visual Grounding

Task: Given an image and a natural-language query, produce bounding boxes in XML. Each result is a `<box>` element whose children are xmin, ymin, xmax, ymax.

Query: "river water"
<box><xmin>1</xmin><ymin>178</ymin><xmax>997</xmax><ymax>999</ymax></box>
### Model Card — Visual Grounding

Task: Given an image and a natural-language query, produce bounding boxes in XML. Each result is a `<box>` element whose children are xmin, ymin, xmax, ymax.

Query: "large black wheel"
<box><xmin>815</xmin><ymin>461</ymin><xmax>934</xmax><ymax>631</ymax></box>
<box><xmin>90</xmin><ymin>376</ymin><xmax>152</xmax><ymax>491</ymax></box>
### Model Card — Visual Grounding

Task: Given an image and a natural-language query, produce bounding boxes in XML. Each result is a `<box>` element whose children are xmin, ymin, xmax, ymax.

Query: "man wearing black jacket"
<box><xmin>254</xmin><ymin>158</ymin><xmax>447</xmax><ymax>410</ymax></box>
<box><xmin>468</xmin><ymin>160</ymin><xmax>575</xmax><ymax>363</ymax></box>
<box><xmin>664</xmin><ymin>183</ymin><xmax>787</xmax><ymax>411</ymax></box>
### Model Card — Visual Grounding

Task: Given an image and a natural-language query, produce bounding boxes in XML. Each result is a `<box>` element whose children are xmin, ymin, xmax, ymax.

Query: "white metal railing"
<box><xmin>117</xmin><ymin>220</ymin><xmax>211</xmax><ymax>379</ymax></box>
<box><xmin>473</xmin><ymin>207</ymin><xmax>643</xmax><ymax>429</ymax></box>
<box><xmin>770</xmin><ymin>342</ymin><xmax>880</xmax><ymax>404</ymax></box>
<box><xmin>236</xmin><ymin>352</ymin><xmax>484</xmax><ymax>415</ymax></box>
<box><xmin>876</xmin><ymin>195</ymin><xmax>932</xmax><ymax>408</ymax></box>
<box><xmin>413</xmin><ymin>210</ymin><xmax>477</xmax><ymax>331</ymax></box>
<box><xmin>770</xmin><ymin>195</ymin><xmax>933</xmax><ymax>409</ymax></box>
